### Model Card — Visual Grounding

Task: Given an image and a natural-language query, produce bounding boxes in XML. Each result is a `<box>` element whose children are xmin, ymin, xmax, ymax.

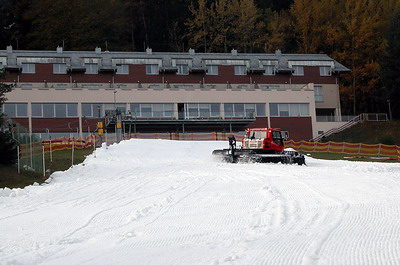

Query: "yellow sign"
<box><xmin>97</xmin><ymin>122</ymin><xmax>103</xmax><ymax>128</ymax></box>
<box><xmin>116</xmin><ymin>123</ymin><xmax>122</xmax><ymax>129</ymax></box>
<box><xmin>98</xmin><ymin>129</ymin><xmax>104</xmax><ymax>135</ymax></box>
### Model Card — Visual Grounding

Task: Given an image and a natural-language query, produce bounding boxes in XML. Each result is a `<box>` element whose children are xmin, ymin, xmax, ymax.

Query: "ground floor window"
<box><xmin>269</xmin><ymin>103</ymin><xmax>309</xmax><ymax>117</ymax></box>
<box><xmin>32</xmin><ymin>103</ymin><xmax>78</xmax><ymax>118</ymax></box>
<box><xmin>224</xmin><ymin>103</ymin><xmax>265</xmax><ymax>118</ymax></box>
<box><xmin>2</xmin><ymin>103</ymin><xmax>28</xmax><ymax>118</ymax></box>
<box><xmin>184</xmin><ymin>103</ymin><xmax>220</xmax><ymax>119</ymax></box>
<box><xmin>130</xmin><ymin>103</ymin><xmax>174</xmax><ymax>118</ymax></box>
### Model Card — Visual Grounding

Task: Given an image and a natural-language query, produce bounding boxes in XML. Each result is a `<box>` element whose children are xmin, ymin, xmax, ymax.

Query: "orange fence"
<box><xmin>285</xmin><ymin>140</ymin><xmax>400</xmax><ymax>158</ymax></box>
<box><xmin>37</xmin><ymin>133</ymin><xmax>400</xmax><ymax>159</ymax></box>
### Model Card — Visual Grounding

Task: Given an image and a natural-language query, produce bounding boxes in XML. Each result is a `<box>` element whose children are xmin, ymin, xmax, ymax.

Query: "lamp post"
<box><xmin>387</xmin><ymin>99</ymin><xmax>392</xmax><ymax>121</ymax></box>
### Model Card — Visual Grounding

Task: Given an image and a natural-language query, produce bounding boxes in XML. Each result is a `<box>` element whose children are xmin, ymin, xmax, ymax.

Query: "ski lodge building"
<box><xmin>0</xmin><ymin>46</ymin><xmax>350</xmax><ymax>140</ymax></box>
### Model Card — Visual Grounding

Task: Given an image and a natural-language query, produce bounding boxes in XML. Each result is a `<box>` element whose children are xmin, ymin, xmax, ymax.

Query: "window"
<box><xmin>82</xmin><ymin>103</ymin><xmax>102</xmax><ymax>117</ymax></box>
<box><xmin>67</xmin><ymin>104</ymin><xmax>78</xmax><ymax>117</ymax></box>
<box><xmin>53</xmin><ymin>63</ymin><xmax>67</xmax><ymax>74</ymax></box>
<box><xmin>174</xmin><ymin>85</ymin><xmax>193</xmax><ymax>89</ymax></box>
<box><xmin>31</xmin><ymin>103</ymin><xmax>78</xmax><ymax>118</ymax></box>
<box><xmin>320</xmin><ymin>66</ymin><xmax>331</xmax><ymax>76</ymax></box>
<box><xmin>116</xmin><ymin>64</ymin><xmax>129</xmax><ymax>75</ymax></box>
<box><xmin>32</xmin><ymin>104</ymin><xmax>42</xmax><ymax>117</ymax></box>
<box><xmin>2</xmin><ymin>103</ymin><xmax>28</xmax><ymax>118</ymax></box>
<box><xmin>292</xmin><ymin>66</ymin><xmax>304</xmax><ymax>76</ymax></box>
<box><xmin>22</xmin><ymin>63</ymin><xmax>35</xmax><ymax>74</ymax></box>
<box><xmin>234</xmin><ymin>65</ymin><xmax>246</xmax><ymax>75</ymax></box>
<box><xmin>184</xmin><ymin>103</ymin><xmax>220</xmax><ymax>118</ymax></box>
<box><xmin>146</xmin><ymin>64</ymin><xmax>159</xmax><ymax>75</ymax></box>
<box><xmin>264</xmin><ymin>65</ymin><xmax>275</xmax><ymax>75</ymax></box>
<box><xmin>85</xmin><ymin>63</ymin><xmax>98</xmax><ymax>74</ymax></box>
<box><xmin>314</xmin><ymin>86</ymin><xmax>323</xmax><ymax>102</ymax></box>
<box><xmin>43</xmin><ymin>104</ymin><xmax>55</xmax><ymax>117</ymax></box>
<box><xmin>177</xmin><ymin>64</ymin><xmax>189</xmax><ymax>75</ymax></box>
<box><xmin>206</xmin><ymin>65</ymin><xmax>218</xmax><ymax>75</ymax></box>
<box><xmin>269</xmin><ymin>103</ymin><xmax>309</xmax><ymax>117</ymax></box>
<box><xmin>55</xmin><ymin>104</ymin><xmax>67</xmax><ymax>117</ymax></box>
<box><xmin>130</xmin><ymin>103</ymin><xmax>173</xmax><ymax>118</ymax></box>
<box><xmin>224</xmin><ymin>103</ymin><xmax>265</xmax><ymax>118</ymax></box>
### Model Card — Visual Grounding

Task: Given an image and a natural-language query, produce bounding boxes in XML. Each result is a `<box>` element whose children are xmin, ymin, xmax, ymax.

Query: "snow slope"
<box><xmin>1</xmin><ymin>139</ymin><xmax>400</xmax><ymax>265</ymax></box>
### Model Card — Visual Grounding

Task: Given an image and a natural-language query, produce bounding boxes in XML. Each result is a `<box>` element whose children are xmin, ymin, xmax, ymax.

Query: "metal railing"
<box><xmin>316</xmin><ymin>115</ymin><xmax>356</xmax><ymax>122</ymax></box>
<box><xmin>312</xmin><ymin>113</ymin><xmax>389</xmax><ymax>142</ymax></box>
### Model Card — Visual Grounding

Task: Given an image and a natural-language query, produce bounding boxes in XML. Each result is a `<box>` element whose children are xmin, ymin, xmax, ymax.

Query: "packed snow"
<box><xmin>1</xmin><ymin>139</ymin><xmax>400</xmax><ymax>265</ymax></box>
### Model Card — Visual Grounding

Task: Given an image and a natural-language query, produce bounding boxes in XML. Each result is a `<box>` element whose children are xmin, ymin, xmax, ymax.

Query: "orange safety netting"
<box><xmin>37</xmin><ymin>133</ymin><xmax>400</xmax><ymax>159</ymax></box>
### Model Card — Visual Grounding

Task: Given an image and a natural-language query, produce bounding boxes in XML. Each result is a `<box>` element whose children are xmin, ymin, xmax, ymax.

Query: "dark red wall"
<box><xmin>247</xmin><ymin>117</ymin><xmax>269</xmax><ymax>128</ymax></box>
<box><xmin>4</xmin><ymin>64</ymin><xmax>337</xmax><ymax>84</ymax></box>
<box><xmin>270</xmin><ymin>117</ymin><xmax>313</xmax><ymax>141</ymax></box>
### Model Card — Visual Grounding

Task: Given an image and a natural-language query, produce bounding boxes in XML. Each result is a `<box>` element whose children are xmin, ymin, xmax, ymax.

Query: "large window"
<box><xmin>130</xmin><ymin>103</ymin><xmax>173</xmax><ymax>118</ymax></box>
<box><xmin>234</xmin><ymin>65</ymin><xmax>246</xmax><ymax>75</ymax></box>
<box><xmin>314</xmin><ymin>86</ymin><xmax>323</xmax><ymax>102</ymax></box>
<box><xmin>224</xmin><ymin>103</ymin><xmax>265</xmax><ymax>118</ymax></box>
<box><xmin>32</xmin><ymin>103</ymin><xmax>78</xmax><ymax>117</ymax></box>
<box><xmin>269</xmin><ymin>103</ymin><xmax>309</xmax><ymax>117</ymax></box>
<box><xmin>292</xmin><ymin>66</ymin><xmax>304</xmax><ymax>76</ymax></box>
<box><xmin>2</xmin><ymin>103</ymin><xmax>28</xmax><ymax>117</ymax></box>
<box><xmin>85</xmin><ymin>63</ymin><xmax>98</xmax><ymax>74</ymax></box>
<box><xmin>53</xmin><ymin>63</ymin><xmax>67</xmax><ymax>74</ymax></box>
<box><xmin>184</xmin><ymin>103</ymin><xmax>220</xmax><ymax>119</ymax></box>
<box><xmin>146</xmin><ymin>64</ymin><xmax>159</xmax><ymax>75</ymax></box>
<box><xmin>177</xmin><ymin>64</ymin><xmax>189</xmax><ymax>75</ymax></box>
<box><xmin>22</xmin><ymin>63</ymin><xmax>35</xmax><ymax>74</ymax></box>
<box><xmin>264</xmin><ymin>65</ymin><xmax>275</xmax><ymax>75</ymax></box>
<box><xmin>206</xmin><ymin>65</ymin><xmax>218</xmax><ymax>75</ymax></box>
<box><xmin>319</xmin><ymin>66</ymin><xmax>331</xmax><ymax>76</ymax></box>
<box><xmin>116</xmin><ymin>64</ymin><xmax>129</xmax><ymax>75</ymax></box>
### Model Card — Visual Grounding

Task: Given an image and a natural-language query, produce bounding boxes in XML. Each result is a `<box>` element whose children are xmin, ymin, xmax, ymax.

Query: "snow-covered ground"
<box><xmin>1</xmin><ymin>139</ymin><xmax>400</xmax><ymax>265</ymax></box>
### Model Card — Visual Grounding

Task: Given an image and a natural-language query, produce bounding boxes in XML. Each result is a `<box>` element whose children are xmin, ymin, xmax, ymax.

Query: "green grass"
<box><xmin>305</xmin><ymin>151</ymin><xmax>399</xmax><ymax>163</ymax></box>
<box><xmin>0</xmin><ymin>147</ymin><xmax>94</xmax><ymax>189</ymax></box>
<box><xmin>324</xmin><ymin>121</ymin><xmax>400</xmax><ymax>145</ymax></box>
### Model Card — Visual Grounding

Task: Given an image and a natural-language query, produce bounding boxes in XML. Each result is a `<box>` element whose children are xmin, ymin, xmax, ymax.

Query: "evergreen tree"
<box><xmin>381</xmin><ymin>10</ymin><xmax>400</xmax><ymax>119</ymax></box>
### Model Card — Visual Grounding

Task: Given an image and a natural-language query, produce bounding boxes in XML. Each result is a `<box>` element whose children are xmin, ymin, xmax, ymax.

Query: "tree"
<box><xmin>0</xmin><ymin>69</ymin><xmax>17</xmax><ymax>165</ymax></box>
<box><xmin>381</xmin><ymin>10</ymin><xmax>400</xmax><ymax>119</ymax></box>
<box><xmin>186</xmin><ymin>0</ymin><xmax>264</xmax><ymax>52</ymax></box>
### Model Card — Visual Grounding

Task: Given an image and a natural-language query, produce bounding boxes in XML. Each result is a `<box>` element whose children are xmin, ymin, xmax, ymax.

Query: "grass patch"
<box><xmin>305</xmin><ymin>151</ymin><xmax>399</xmax><ymax>163</ymax></box>
<box><xmin>0</xmin><ymin>147</ymin><xmax>93</xmax><ymax>189</ymax></box>
<box><xmin>324</xmin><ymin>121</ymin><xmax>400</xmax><ymax>145</ymax></box>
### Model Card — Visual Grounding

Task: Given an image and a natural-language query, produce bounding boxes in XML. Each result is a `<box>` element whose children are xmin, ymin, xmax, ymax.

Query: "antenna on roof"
<box><xmin>105</xmin><ymin>41</ymin><xmax>108</xmax><ymax>51</ymax></box>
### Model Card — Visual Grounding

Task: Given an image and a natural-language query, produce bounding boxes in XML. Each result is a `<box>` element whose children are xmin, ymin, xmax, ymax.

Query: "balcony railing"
<box><xmin>316</xmin><ymin>115</ymin><xmax>356</xmax><ymax>122</ymax></box>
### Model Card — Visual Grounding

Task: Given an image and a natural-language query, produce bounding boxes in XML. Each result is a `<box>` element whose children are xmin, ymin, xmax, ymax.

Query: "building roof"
<box><xmin>0</xmin><ymin>46</ymin><xmax>350</xmax><ymax>72</ymax></box>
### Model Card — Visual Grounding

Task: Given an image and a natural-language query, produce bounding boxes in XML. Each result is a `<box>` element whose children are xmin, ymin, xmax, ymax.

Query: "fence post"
<box><xmin>71</xmin><ymin>137</ymin><xmax>75</xmax><ymax>167</ymax></box>
<box><xmin>377</xmin><ymin>143</ymin><xmax>381</xmax><ymax>156</ymax></box>
<box><xmin>341</xmin><ymin>142</ymin><xmax>345</xmax><ymax>154</ymax></box>
<box><xmin>49</xmin><ymin>137</ymin><xmax>53</xmax><ymax>162</ymax></box>
<box><xmin>29</xmin><ymin>134</ymin><xmax>33</xmax><ymax>169</ymax></box>
<box><xmin>358</xmin><ymin>143</ymin><xmax>362</xmax><ymax>154</ymax></box>
<box><xmin>327</xmin><ymin>142</ymin><xmax>331</xmax><ymax>152</ymax></box>
<box><xmin>93</xmin><ymin>134</ymin><xmax>96</xmax><ymax>157</ymax></box>
<box><xmin>313</xmin><ymin>141</ymin><xmax>316</xmax><ymax>152</ymax></box>
<box><xmin>42</xmin><ymin>145</ymin><xmax>45</xmax><ymax>177</ymax></box>
<box><xmin>17</xmin><ymin>145</ymin><xmax>20</xmax><ymax>174</ymax></box>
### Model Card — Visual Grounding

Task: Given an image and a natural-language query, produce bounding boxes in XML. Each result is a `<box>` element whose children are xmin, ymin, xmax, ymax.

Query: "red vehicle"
<box><xmin>212</xmin><ymin>127</ymin><xmax>305</xmax><ymax>165</ymax></box>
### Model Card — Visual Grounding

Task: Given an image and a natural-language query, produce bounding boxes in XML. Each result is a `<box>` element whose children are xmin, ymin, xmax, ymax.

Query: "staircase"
<box><xmin>311</xmin><ymin>113</ymin><xmax>388</xmax><ymax>142</ymax></box>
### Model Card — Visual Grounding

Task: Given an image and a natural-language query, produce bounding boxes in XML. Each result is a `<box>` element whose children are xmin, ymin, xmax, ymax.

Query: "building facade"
<box><xmin>0</xmin><ymin>46</ymin><xmax>349</xmax><ymax>140</ymax></box>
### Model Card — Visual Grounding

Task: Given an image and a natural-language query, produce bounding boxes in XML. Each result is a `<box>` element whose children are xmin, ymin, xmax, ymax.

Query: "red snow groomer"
<box><xmin>212</xmin><ymin>128</ymin><xmax>305</xmax><ymax>165</ymax></box>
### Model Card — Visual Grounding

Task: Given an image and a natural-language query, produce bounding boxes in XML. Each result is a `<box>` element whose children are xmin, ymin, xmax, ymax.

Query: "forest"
<box><xmin>0</xmin><ymin>0</ymin><xmax>399</xmax><ymax>117</ymax></box>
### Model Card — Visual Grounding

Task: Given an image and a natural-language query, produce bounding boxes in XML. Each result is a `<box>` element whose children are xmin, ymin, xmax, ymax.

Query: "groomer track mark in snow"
<box><xmin>1</xmin><ymin>139</ymin><xmax>400</xmax><ymax>265</ymax></box>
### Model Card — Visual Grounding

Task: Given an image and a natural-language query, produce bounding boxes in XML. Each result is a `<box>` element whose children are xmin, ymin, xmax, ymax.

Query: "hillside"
<box><xmin>323</xmin><ymin>121</ymin><xmax>400</xmax><ymax>145</ymax></box>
